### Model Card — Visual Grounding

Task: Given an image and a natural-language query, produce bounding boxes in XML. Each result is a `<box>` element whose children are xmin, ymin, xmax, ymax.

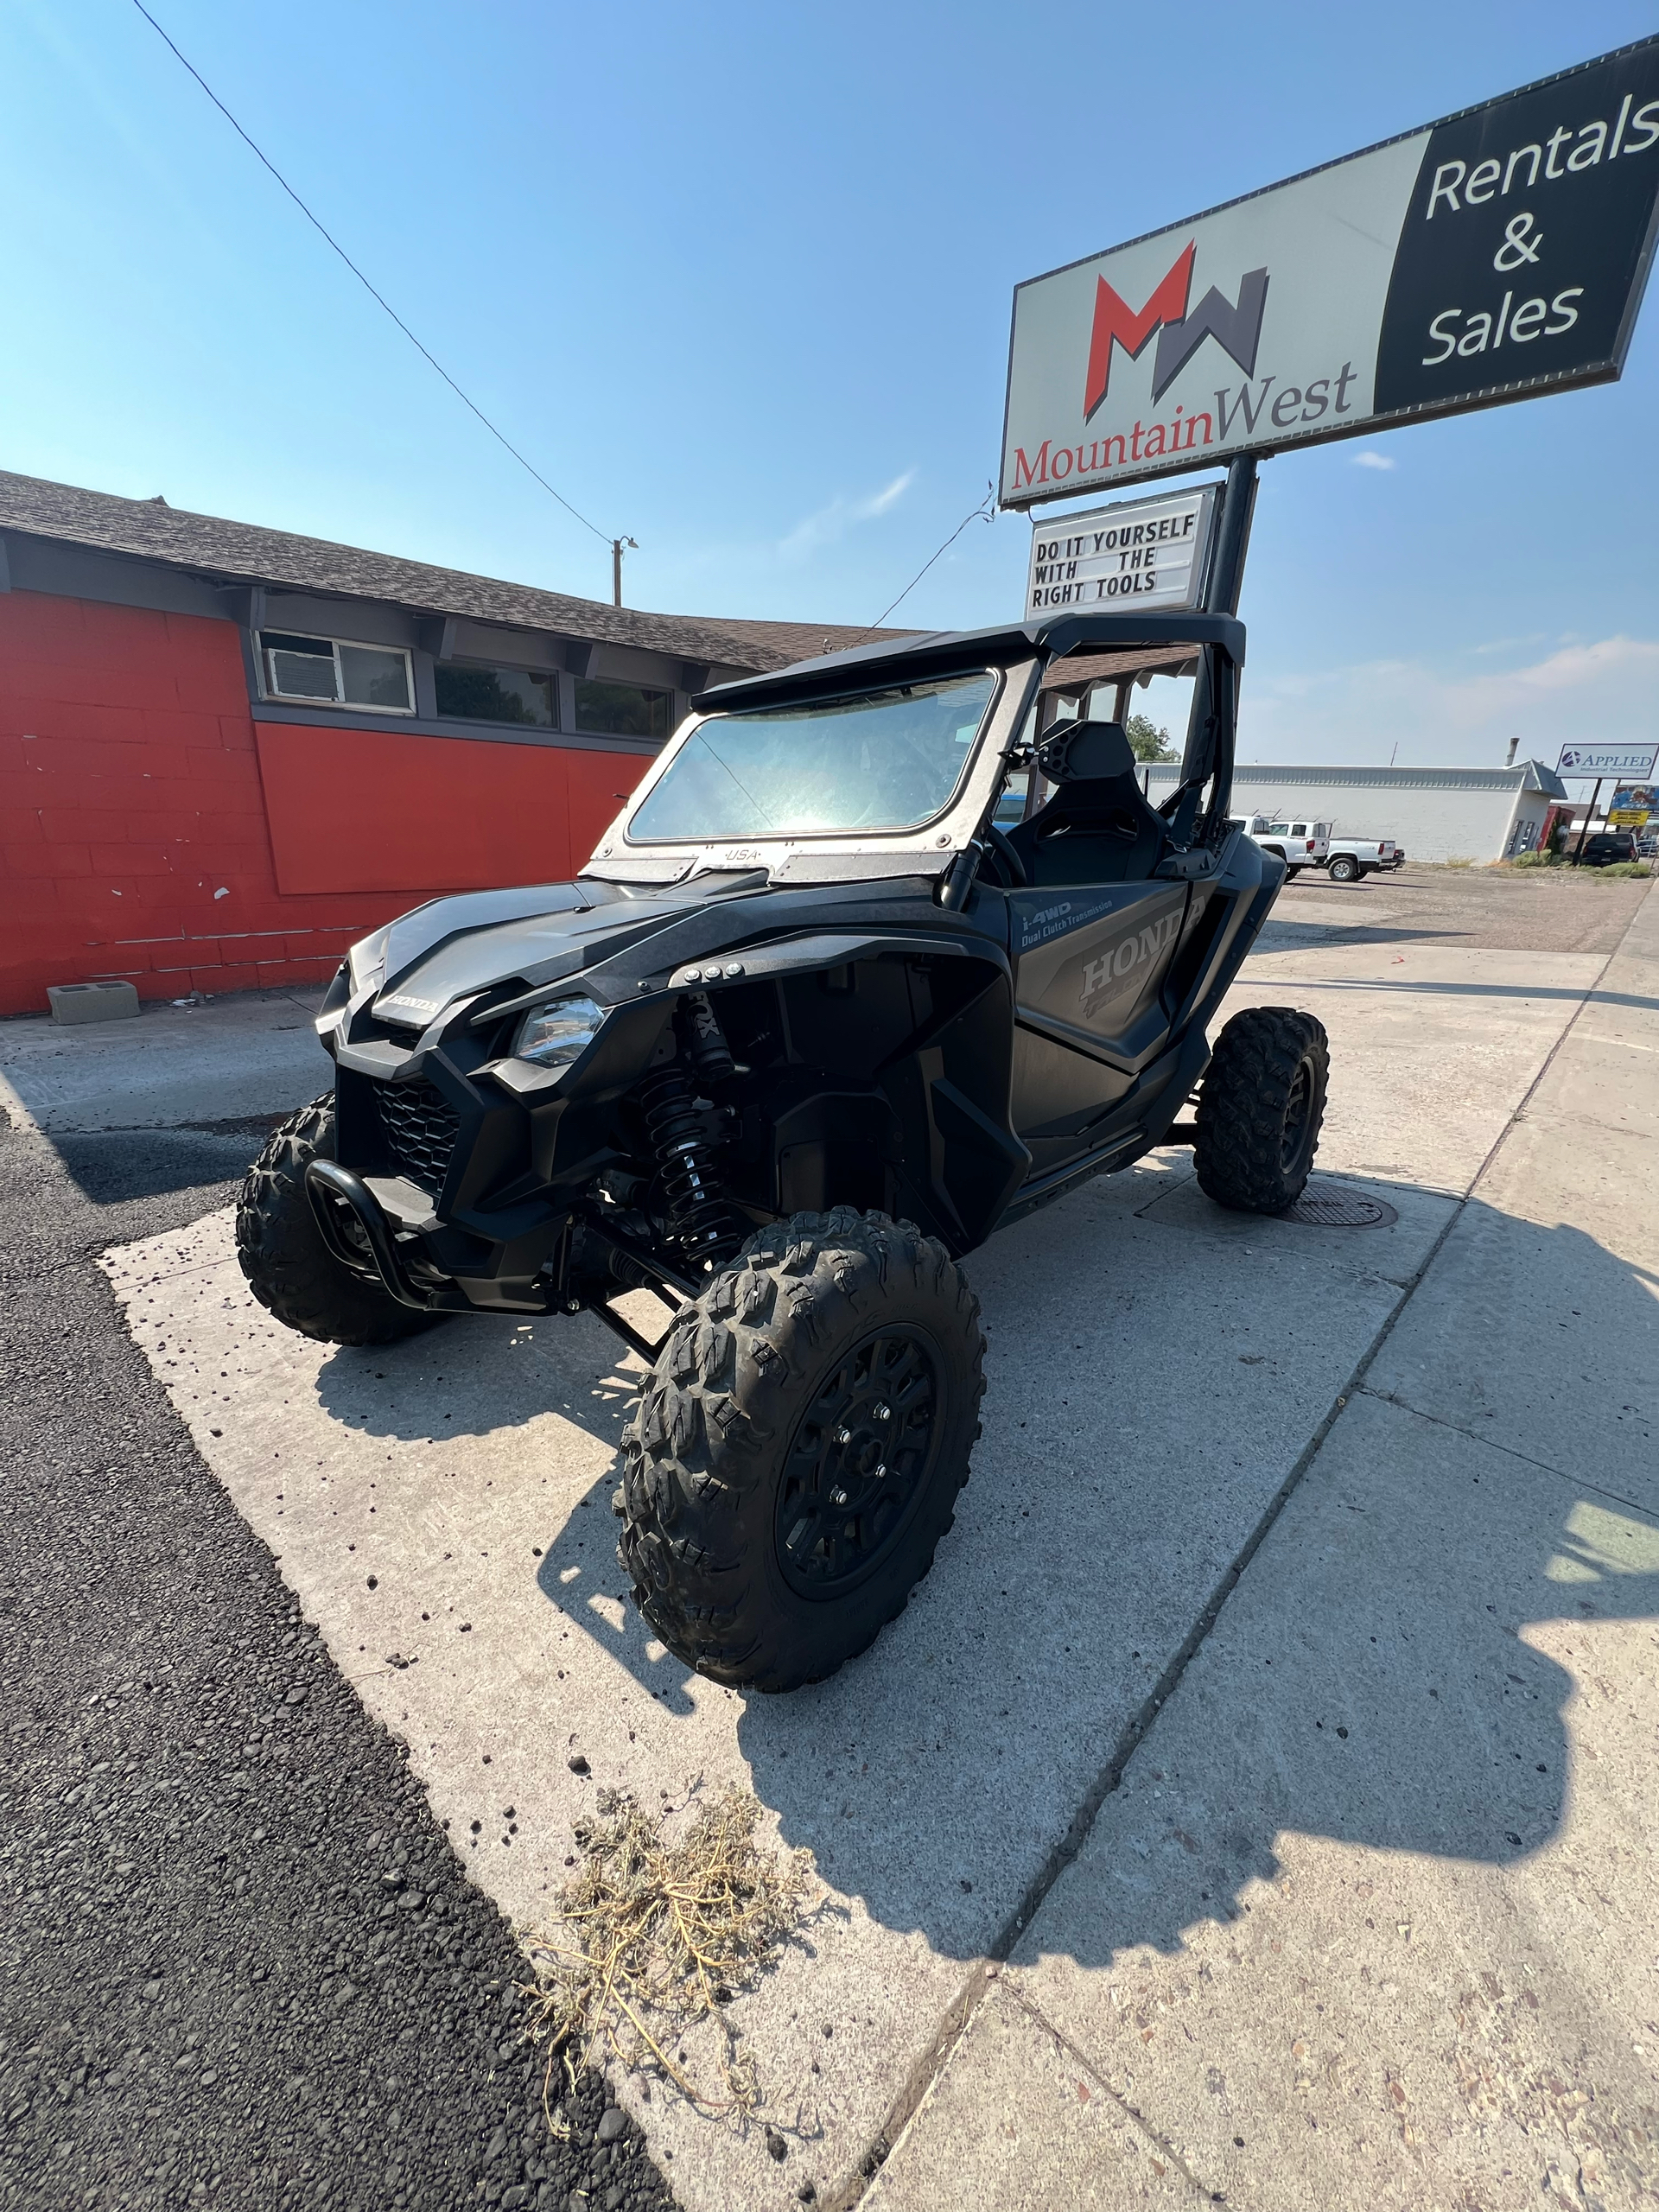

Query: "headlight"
<box><xmin>513</xmin><ymin>994</ymin><xmax>605</xmax><ymax>1069</ymax></box>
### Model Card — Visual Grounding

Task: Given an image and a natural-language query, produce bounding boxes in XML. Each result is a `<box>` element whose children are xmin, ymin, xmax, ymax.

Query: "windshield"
<box><xmin>626</xmin><ymin>671</ymin><xmax>997</xmax><ymax>842</ymax></box>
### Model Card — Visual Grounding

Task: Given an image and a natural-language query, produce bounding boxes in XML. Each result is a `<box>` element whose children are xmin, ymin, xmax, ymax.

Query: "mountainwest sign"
<box><xmin>1001</xmin><ymin>38</ymin><xmax>1659</xmax><ymax>505</ymax></box>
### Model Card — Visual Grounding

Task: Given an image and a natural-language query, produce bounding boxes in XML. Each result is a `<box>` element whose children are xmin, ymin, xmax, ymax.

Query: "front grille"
<box><xmin>375</xmin><ymin>1079</ymin><xmax>461</xmax><ymax>1191</ymax></box>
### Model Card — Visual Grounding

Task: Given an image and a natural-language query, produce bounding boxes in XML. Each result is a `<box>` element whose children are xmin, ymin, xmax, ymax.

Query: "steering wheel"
<box><xmin>978</xmin><ymin>823</ymin><xmax>1028</xmax><ymax>888</ymax></box>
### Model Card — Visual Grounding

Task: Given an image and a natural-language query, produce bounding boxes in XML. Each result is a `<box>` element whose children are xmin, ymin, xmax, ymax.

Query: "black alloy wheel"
<box><xmin>614</xmin><ymin>1208</ymin><xmax>985</xmax><ymax>1692</ymax></box>
<box><xmin>774</xmin><ymin>1327</ymin><xmax>941</xmax><ymax>1598</ymax></box>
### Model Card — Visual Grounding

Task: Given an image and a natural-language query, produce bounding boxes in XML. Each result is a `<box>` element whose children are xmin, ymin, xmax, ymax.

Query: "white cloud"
<box><xmin>1349</xmin><ymin>449</ymin><xmax>1396</xmax><ymax>471</ymax></box>
<box><xmin>1243</xmin><ymin>634</ymin><xmax>1659</xmax><ymax>768</ymax></box>
<box><xmin>778</xmin><ymin>470</ymin><xmax>917</xmax><ymax>563</ymax></box>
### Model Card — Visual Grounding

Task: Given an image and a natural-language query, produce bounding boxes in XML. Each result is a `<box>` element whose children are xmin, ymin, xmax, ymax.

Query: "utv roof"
<box><xmin>693</xmin><ymin>610</ymin><xmax>1245</xmax><ymax>713</ymax></box>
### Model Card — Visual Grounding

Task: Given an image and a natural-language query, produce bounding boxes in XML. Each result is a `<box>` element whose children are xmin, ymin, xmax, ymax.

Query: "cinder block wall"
<box><xmin>0</xmin><ymin>591</ymin><xmax>647</xmax><ymax>1015</ymax></box>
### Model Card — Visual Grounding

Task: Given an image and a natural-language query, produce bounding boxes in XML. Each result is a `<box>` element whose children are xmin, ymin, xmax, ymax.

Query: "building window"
<box><xmin>575</xmin><ymin>679</ymin><xmax>674</xmax><ymax>741</ymax></box>
<box><xmin>260</xmin><ymin>632</ymin><xmax>413</xmax><ymax>714</ymax></box>
<box><xmin>435</xmin><ymin>662</ymin><xmax>557</xmax><ymax>728</ymax></box>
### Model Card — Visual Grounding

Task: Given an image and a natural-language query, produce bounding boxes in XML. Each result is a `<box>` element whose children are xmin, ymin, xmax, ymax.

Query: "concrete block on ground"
<box><xmin>47</xmin><ymin>980</ymin><xmax>139</xmax><ymax>1025</ymax></box>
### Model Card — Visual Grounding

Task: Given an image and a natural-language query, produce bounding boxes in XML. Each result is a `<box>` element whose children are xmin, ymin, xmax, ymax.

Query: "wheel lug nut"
<box><xmin>873</xmin><ymin>1402</ymin><xmax>891</xmax><ymax>1421</ymax></box>
<box><xmin>834</xmin><ymin>1427</ymin><xmax>852</xmax><ymax>1445</ymax></box>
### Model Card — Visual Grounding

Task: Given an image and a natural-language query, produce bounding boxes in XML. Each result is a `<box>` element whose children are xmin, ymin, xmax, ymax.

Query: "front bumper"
<box><xmin>304</xmin><ymin>1160</ymin><xmax>477</xmax><ymax>1314</ymax></box>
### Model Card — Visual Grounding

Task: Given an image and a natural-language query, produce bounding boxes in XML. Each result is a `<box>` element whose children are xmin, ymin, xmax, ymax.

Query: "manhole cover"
<box><xmin>1283</xmin><ymin>1179</ymin><xmax>1397</xmax><ymax>1228</ymax></box>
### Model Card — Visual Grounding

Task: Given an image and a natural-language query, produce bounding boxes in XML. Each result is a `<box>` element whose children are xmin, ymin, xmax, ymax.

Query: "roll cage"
<box><xmin>581</xmin><ymin>609</ymin><xmax>1246</xmax><ymax>896</ymax></box>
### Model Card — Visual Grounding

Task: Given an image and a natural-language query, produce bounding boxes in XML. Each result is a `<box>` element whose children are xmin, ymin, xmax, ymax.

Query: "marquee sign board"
<box><xmin>1557</xmin><ymin>741</ymin><xmax>1659</xmax><ymax>776</ymax></box>
<box><xmin>1026</xmin><ymin>486</ymin><xmax>1217</xmax><ymax>616</ymax></box>
<box><xmin>1001</xmin><ymin>38</ymin><xmax>1659</xmax><ymax>506</ymax></box>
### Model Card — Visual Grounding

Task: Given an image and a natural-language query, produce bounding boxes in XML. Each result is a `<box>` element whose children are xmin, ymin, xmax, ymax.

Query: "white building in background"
<box><xmin>1141</xmin><ymin>760</ymin><xmax>1568</xmax><ymax>864</ymax></box>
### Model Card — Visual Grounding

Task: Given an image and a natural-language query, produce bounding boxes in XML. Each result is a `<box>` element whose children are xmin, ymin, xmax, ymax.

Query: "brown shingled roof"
<box><xmin>1041</xmin><ymin>645</ymin><xmax>1199</xmax><ymax>692</ymax></box>
<box><xmin>0</xmin><ymin>470</ymin><xmax>915</xmax><ymax>675</ymax></box>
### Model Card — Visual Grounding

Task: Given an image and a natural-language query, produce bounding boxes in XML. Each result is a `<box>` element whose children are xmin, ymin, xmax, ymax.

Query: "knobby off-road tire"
<box><xmin>236</xmin><ymin>1094</ymin><xmax>441</xmax><ymax>1346</ymax></box>
<box><xmin>614</xmin><ymin>1207</ymin><xmax>985</xmax><ymax>1693</ymax></box>
<box><xmin>1193</xmin><ymin>1007</ymin><xmax>1329</xmax><ymax>1215</ymax></box>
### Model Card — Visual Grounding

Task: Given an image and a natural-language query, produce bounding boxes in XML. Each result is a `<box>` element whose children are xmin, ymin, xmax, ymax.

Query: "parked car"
<box><xmin>1319</xmin><ymin>836</ymin><xmax>1400</xmax><ymax>884</ymax></box>
<box><xmin>1574</xmin><ymin>830</ymin><xmax>1638</xmax><ymax>868</ymax></box>
<box><xmin>1231</xmin><ymin>815</ymin><xmax>1331</xmax><ymax>878</ymax></box>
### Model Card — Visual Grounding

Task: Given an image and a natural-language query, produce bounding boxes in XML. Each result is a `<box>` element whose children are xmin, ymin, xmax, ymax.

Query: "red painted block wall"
<box><xmin>0</xmin><ymin>589</ymin><xmax>649</xmax><ymax>1017</ymax></box>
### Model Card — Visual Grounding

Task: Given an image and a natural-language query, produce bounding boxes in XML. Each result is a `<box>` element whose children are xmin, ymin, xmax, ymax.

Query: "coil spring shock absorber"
<box><xmin>640</xmin><ymin>995</ymin><xmax>738</xmax><ymax>1264</ymax></box>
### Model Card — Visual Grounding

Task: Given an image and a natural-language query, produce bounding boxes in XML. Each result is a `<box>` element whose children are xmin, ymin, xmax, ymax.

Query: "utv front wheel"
<box><xmin>236</xmin><ymin>1095</ymin><xmax>442</xmax><ymax>1346</ymax></box>
<box><xmin>615</xmin><ymin>1208</ymin><xmax>985</xmax><ymax>1692</ymax></box>
<box><xmin>1193</xmin><ymin>1007</ymin><xmax>1328</xmax><ymax>1214</ymax></box>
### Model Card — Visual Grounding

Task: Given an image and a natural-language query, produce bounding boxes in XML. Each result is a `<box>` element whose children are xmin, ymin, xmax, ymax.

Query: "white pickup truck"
<box><xmin>1319</xmin><ymin>836</ymin><xmax>1402</xmax><ymax>883</ymax></box>
<box><xmin>1231</xmin><ymin>815</ymin><xmax>1331</xmax><ymax>878</ymax></box>
<box><xmin>1231</xmin><ymin>816</ymin><xmax>1401</xmax><ymax>883</ymax></box>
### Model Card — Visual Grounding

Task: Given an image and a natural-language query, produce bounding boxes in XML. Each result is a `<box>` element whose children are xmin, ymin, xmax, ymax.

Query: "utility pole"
<box><xmin>1572</xmin><ymin>777</ymin><xmax>1604</xmax><ymax>863</ymax></box>
<box><xmin>611</xmin><ymin>537</ymin><xmax>638</xmax><ymax>607</ymax></box>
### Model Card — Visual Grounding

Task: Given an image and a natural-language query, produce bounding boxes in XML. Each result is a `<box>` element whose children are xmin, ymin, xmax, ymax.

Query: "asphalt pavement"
<box><xmin>0</xmin><ymin>1115</ymin><xmax>675</xmax><ymax>2212</ymax></box>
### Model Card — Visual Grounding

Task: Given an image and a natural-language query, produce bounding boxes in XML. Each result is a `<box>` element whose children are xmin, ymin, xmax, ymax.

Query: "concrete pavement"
<box><xmin>0</xmin><ymin>988</ymin><xmax>326</xmax><ymax>1137</ymax></box>
<box><xmin>870</xmin><ymin>885</ymin><xmax>1658</xmax><ymax>2211</ymax></box>
<box><xmin>77</xmin><ymin>880</ymin><xmax>1656</xmax><ymax>2211</ymax></box>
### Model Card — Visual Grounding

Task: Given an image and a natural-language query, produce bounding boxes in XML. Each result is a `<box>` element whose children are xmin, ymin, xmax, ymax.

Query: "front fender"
<box><xmin>718</xmin><ymin>930</ymin><xmax>1026</xmax><ymax>1256</ymax></box>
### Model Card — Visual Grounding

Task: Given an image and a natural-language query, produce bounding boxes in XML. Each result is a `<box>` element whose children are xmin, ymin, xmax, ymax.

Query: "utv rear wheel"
<box><xmin>614</xmin><ymin>1208</ymin><xmax>985</xmax><ymax>1693</ymax></box>
<box><xmin>236</xmin><ymin>1094</ymin><xmax>442</xmax><ymax>1346</ymax></box>
<box><xmin>1193</xmin><ymin>1007</ymin><xmax>1328</xmax><ymax>1214</ymax></box>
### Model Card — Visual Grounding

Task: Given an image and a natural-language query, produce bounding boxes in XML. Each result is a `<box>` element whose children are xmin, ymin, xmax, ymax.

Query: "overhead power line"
<box><xmin>130</xmin><ymin>1</ymin><xmax>620</xmax><ymax>551</ymax></box>
<box><xmin>861</xmin><ymin>482</ymin><xmax>998</xmax><ymax>637</ymax></box>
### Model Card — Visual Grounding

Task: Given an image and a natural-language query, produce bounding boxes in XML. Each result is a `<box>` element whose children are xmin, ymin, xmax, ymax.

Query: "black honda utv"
<box><xmin>238</xmin><ymin>607</ymin><xmax>1327</xmax><ymax>1691</ymax></box>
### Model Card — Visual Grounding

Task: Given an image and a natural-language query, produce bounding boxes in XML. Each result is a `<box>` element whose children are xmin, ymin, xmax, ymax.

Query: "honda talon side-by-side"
<box><xmin>238</xmin><ymin>608</ymin><xmax>1328</xmax><ymax>1691</ymax></box>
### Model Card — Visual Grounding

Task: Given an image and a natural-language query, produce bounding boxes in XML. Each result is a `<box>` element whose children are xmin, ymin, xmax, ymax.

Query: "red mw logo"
<box><xmin>1085</xmin><ymin>243</ymin><xmax>1270</xmax><ymax>419</ymax></box>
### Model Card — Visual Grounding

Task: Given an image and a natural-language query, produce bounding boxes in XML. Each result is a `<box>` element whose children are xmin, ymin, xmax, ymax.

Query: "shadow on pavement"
<box><xmin>542</xmin><ymin>1192</ymin><xmax>1654</xmax><ymax>1963</ymax></box>
<box><xmin>1254</xmin><ymin>919</ymin><xmax>1464</xmax><ymax>951</ymax></box>
<box><xmin>1307</xmin><ymin>976</ymin><xmax>1659</xmax><ymax>1012</ymax></box>
<box><xmin>295</xmin><ymin>1167</ymin><xmax>1656</xmax><ymax>1971</ymax></box>
<box><xmin>51</xmin><ymin>1119</ymin><xmax>283</xmax><ymax>1203</ymax></box>
<box><xmin>314</xmin><ymin>1312</ymin><xmax>645</xmax><ymax>1452</ymax></box>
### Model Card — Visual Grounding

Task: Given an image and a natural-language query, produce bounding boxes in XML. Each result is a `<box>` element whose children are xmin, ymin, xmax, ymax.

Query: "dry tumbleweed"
<box><xmin>521</xmin><ymin>1785</ymin><xmax>814</xmax><ymax>2114</ymax></box>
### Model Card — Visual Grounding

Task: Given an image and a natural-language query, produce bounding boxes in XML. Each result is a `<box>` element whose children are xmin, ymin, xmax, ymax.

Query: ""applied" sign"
<box><xmin>1001</xmin><ymin>38</ymin><xmax>1659</xmax><ymax>505</ymax></box>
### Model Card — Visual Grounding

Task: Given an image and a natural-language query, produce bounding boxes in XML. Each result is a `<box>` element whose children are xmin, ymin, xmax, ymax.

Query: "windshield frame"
<box><xmin>620</xmin><ymin>664</ymin><xmax>1006</xmax><ymax>849</ymax></box>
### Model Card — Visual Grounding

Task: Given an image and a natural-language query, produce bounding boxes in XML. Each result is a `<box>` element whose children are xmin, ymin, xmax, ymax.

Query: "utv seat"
<box><xmin>1006</xmin><ymin>719</ymin><xmax>1169</xmax><ymax>887</ymax></box>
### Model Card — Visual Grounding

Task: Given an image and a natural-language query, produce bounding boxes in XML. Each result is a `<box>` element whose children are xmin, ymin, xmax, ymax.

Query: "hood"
<box><xmin>363</xmin><ymin>873</ymin><xmax>776</xmax><ymax>1025</ymax></box>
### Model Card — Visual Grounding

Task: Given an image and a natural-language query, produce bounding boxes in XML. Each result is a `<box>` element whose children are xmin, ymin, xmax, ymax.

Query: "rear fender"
<box><xmin>1161</xmin><ymin>831</ymin><xmax>1281</xmax><ymax>1036</ymax></box>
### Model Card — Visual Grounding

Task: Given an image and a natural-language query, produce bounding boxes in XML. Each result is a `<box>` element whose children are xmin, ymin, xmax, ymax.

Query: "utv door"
<box><xmin>1007</xmin><ymin>881</ymin><xmax>1189</xmax><ymax>1176</ymax></box>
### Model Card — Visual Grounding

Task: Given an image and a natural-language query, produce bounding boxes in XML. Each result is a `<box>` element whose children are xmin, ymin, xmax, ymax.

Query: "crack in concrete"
<box><xmin>1355</xmin><ymin>1385</ymin><xmax>1653</xmax><ymax>1516</ymax></box>
<box><xmin>1000</xmin><ymin>1978</ymin><xmax>1220</xmax><ymax>2202</ymax></box>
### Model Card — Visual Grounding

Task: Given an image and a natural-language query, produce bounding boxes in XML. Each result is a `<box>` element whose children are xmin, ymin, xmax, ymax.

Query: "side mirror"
<box><xmin>1034</xmin><ymin>718</ymin><xmax>1135</xmax><ymax>785</ymax></box>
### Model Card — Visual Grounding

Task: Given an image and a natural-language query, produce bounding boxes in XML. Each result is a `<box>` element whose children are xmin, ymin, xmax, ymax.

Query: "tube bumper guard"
<box><xmin>304</xmin><ymin>1159</ymin><xmax>471</xmax><ymax>1314</ymax></box>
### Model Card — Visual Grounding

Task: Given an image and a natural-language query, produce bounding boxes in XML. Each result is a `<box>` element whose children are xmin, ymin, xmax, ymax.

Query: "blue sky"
<box><xmin>3</xmin><ymin>0</ymin><xmax>1656</xmax><ymax>766</ymax></box>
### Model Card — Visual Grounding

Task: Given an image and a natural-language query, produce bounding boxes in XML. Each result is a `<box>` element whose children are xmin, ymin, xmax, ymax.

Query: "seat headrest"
<box><xmin>1035</xmin><ymin>718</ymin><xmax>1137</xmax><ymax>785</ymax></box>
